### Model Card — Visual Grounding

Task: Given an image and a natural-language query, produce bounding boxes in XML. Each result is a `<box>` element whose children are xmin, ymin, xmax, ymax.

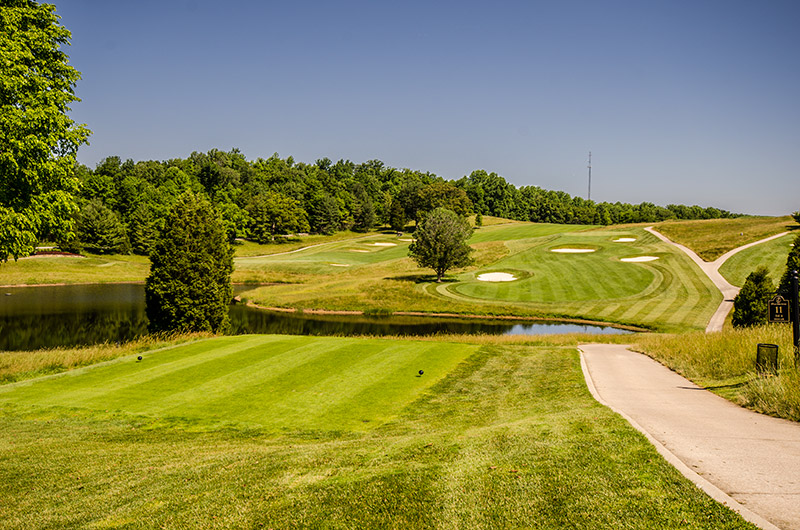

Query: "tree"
<box><xmin>417</xmin><ymin>181</ymin><xmax>473</xmax><ymax>218</ymax></box>
<box><xmin>792</xmin><ymin>210</ymin><xmax>800</xmax><ymax>225</ymax></box>
<box><xmin>778</xmin><ymin>234</ymin><xmax>800</xmax><ymax>296</ymax></box>
<box><xmin>350</xmin><ymin>183</ymin><xmax>375</xmax><ymax>232</ymax></box>
<box><xmin>77</xmin><ymin>200</ymin><xmax>130</xmax><ymax>254</ymax></box>
<box><xmin>732</xmin><ymin>266</ymin><xmax>774</xmax><ymax>328</ymax></box>
<box><xmin>145</xmin><ymin>192</ymin><xmax>233</xmax><ymax>333</ymax></box>
<box><xmin>389</xmin><ymin>198</ymin><xmax>407</xmax><ymax>232</ymax></box>
<box><xmin>246</xmin><ymin>191</ymin><xmax>309</xmax><ymax>243</ymax></box>
<box><xmin>127</xmin><ymin>202</ymin><xmax>159</xmax><ymax>255</ymax></box>
<box><xmin>408</xmin><ymin>208</ymin><xmax>474</xmax><ymax>282</ymax></box>
<box><xmin>0</xmin><ymin>1</ymin><xmax>91</xmax><ymax>262</ymax></box>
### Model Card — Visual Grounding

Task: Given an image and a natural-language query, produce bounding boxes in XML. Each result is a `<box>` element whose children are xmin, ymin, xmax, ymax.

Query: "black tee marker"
<box><xmin>418</xmin><ymin>370</ymin><xmax>424</xmax><ymax>375</ymax></box>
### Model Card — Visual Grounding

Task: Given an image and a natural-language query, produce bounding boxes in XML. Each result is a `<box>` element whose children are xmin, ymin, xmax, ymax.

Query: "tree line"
<box><xmin>63</xmin><ymin>149</ymin><xmax>739</xmax><ymax>254</ymax></box>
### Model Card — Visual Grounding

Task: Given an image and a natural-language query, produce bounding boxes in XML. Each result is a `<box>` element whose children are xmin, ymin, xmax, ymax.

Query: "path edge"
<box><xmin>578</xmin><ymin>347</ymin><xmax>780</xmax><ymax>530</ymax></box>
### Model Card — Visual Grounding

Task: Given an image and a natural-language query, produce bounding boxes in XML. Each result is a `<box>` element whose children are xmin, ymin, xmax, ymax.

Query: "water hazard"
<box><xmin>0</xmin><ymin>284</ymin><xmax>630</xmax><ymax>351</ymax></box>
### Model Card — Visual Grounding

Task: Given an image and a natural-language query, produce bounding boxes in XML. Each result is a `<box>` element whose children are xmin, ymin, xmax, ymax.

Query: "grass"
<box><xmin>0</xmin><ymin>253</ymin><xmax>149</xmax><ymax>286</ymax></box>
<box><xmin>0</xmin><ymin>335</ymin><xmax>755</xmax><ymax>529</ymax></box>
<box><xmin>719</xmin><ymin>232</ymin><xmax>795</xmax><ymax>287</ymax></box>
<box><xmin>240</xmin><ymin>224</ymin><xmax>721</xmax><ymax>332</ymax></box>
<box><xmin>654</xmin><ymin>216</ymin><xmax>796</xmax><ymax>261</ymax></box>
<box><xmin>0</xmin><ymin>221</ymin><xmax>727</xmax><ymax>331</ymax></box>
<box><xmin>0</xmin><ymin>333</ymin><xmax>211</xmax><ymax>384</ymax></box>
<box><xmin>634</xmin><ymin>325</ymin><xmax>800</xmax><ymax>421</ymax></box>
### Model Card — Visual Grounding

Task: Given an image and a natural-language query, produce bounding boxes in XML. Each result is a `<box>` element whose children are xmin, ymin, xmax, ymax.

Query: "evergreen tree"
<box><xmin>409</xmin><ymin>208</ymin><xmax>474</xmax><ymax>282</ymax></box>
<box><xmin>145</xmin><ymin>192</ymin><xmax>233</xmax><ymax>333</ymax></box>
<box><xmin>77</xmin><ymin>200</ymin><xmax>129</xmax><ymax>254</ymax></box>
<box><xmin>389</xmin><ymin>198</ymin><xmax>407</xmax><ymax>232</ymax></box>
<box><xmin>351</xmin><ymin>184</ymin><xmax>375</xmax><ymax>232</ymax></box>
<box><xmin>127</xmin><ymin>202</ymin><xmax>159</xmax><ymax>255</ymax></box>
<box><xmin>732</xmin><ymin>266</ymin><xmax>774</xmax><ymax>328</ymax></box>
<box><xmin>778</xmin><ymin>234</ymin><xmax>800</xmax><ymax>296</ymax></box>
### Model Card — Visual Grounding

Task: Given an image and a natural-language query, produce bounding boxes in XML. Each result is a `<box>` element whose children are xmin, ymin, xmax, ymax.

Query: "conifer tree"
<box><xmin>145</xmin><ymin>192</ymin><xmax>233</xmax><ymax>333</ymax></box>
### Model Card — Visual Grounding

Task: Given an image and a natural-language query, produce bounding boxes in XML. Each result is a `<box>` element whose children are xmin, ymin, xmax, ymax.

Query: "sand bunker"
<box><xmin>620</xmin><ymin>256</ymin><xmax>659</xmax><ymax>262</ymax></box>
<box><xmin>398</xmin><ymin>238</ymin><xmax>415</xmax><ymax>242</ymax></box>
<box><xmin>350</xmin><ymin>249</ymin><xmax>370</xmax><ymax>253</ymax></box>
<box><xmin>477</xmin><ymin>272</ymin><xmax>517</xmax><ymax>282</ymax></box>
<box><xmin>551</xmin><ymin>248</ymin><xmax>596</xmax><ymax>254</ymax></box>
<box><xmin>613</xmin><ymin>238</ymin><xmax>636</xmax><ymax>242</ymax></box>
<box><xmin>329</xmin><ymin>263</ymin><xmax>350</xmax><ymax>267</ymax></box>
<box><xmin>370</xmin><ymin>242</ymin><xmax>397</xmax><ymax>247</ymax></box>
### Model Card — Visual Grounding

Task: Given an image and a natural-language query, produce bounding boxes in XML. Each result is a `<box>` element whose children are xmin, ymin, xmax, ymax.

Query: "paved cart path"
<box><xmin>580</xmin><ymin>343</ymin><xmax>800</xmax><ymax>530</ymax></box>
<box><xmin>644</xmin><ymin>227</ymin><xmax>789</xmax><ymax>332</ymax></box>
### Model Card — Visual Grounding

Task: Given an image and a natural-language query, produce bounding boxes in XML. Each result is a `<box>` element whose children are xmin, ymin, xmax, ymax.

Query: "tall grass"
<box><xmin>635</xmin><ymin>325</ymin><xmax>800</xmax><ymax>420</ymax></box>
<box><xmin>0</xmin><ymin>333</ymin><xmax>211</xmax><ymax>384</ymax></box>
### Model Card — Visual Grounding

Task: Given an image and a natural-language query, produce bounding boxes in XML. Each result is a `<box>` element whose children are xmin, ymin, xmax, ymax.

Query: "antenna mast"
<box><xmin>587</xmin><ymin>151</ymin><xmax>592</xmax><ymax>201</ymax></box>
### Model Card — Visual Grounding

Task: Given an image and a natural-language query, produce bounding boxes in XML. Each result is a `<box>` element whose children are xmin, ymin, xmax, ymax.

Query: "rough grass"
<box><xmin>0</xmin><ymin>253</ymin><xmax>149</xmax><ymax>286</ymax></box>
<box><xmin>655</xmin><ymin>216</ymin><xmax>796</xmax><ymax>261</ymax></box>
<box><xmin>719</xmin><ymin>232</ymin><xmax>795</xmax><ymax>287</ymax></box>
<box><xmin>634</xmin><ymin>325</ymin><xmax>800</xmax><ymax>421</ymax></box>
<box><xmin>0</xmin><ymin>336</ymin><xmax>755</xmax><ymax>529</ymax></box>
<box><xmin>0</xmin><ymin>333</ymin><xmax>211</xmax><ymax>384</ymax></box>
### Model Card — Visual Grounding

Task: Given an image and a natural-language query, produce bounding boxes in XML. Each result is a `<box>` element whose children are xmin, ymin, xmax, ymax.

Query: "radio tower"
<box><xmin>587</xmin><ymin>151</ymin><xmax>592</xmax><ymax>201</ymax></box>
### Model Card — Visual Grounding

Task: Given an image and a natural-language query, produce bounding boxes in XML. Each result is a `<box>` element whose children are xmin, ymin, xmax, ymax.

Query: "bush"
<box><xmin>732</xmin><ymin>266</ymin><xmax>774</xmax><ymax>328</ymax></box>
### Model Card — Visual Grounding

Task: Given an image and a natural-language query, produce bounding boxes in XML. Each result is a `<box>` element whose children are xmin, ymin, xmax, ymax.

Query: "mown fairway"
<box><xmin>438</xmin><ymin>226</ymin><xmax>720</xmax><ymax>331</ymax></box>
<box><xmin>719</xmin><ymin>232</ymin><xmax>795</xmax><ymax>287</ymax></box>
<box><xmin>240</xmin><ymin>223</ymin><xmax>720</xmax><ymax>331</ymax></box>
<box><xmin>0</xmin><ymin>335</ymin><xmax>754</xmax><ymax>529</ymax></box>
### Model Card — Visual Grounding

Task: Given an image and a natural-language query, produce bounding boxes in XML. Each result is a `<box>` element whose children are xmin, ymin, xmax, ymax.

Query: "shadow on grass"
<box><xmin>679</xmin><ymin>381</ymin><xmax>748</xmax><ymax>391</ymax></box>
<box><xmin>387</xmin><ymin>274</ymin><xmax>459</xmax><ymax>284</ymax></box>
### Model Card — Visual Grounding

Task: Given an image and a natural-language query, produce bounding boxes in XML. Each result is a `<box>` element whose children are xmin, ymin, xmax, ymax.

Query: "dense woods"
<box><xmin>63</xmin><ymin>149</ymin><xmax>738</xmax><ymax>254</ymax></box>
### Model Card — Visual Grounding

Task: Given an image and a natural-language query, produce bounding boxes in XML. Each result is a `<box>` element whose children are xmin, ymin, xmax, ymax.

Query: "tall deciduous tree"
<box><xmin>145</xmin><ymin>192</ymin><xmax>233</xmax><ymax>333</ymax></box>
<box><xmin>0</xmin><ymin>1</ymin><xmax>91</xmax><ymax>261</ymax></box>
<box><xmin>408</xmin><ymin>207</ymin><xmax>474</xmax><ymax>282</ymax></box>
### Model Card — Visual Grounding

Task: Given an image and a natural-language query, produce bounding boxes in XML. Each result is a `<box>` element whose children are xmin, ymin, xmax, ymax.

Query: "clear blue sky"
<box><xmin>56</xmin><ymin>0</ymin><xmax>799</xmax><ymax>215</ymax></box>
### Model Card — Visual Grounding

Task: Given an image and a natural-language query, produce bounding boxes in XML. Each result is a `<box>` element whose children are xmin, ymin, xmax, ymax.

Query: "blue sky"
<box><xmin>56</xmin><ymin>1</ymin><xmax>799</xmax><ymax>215</ymax></box>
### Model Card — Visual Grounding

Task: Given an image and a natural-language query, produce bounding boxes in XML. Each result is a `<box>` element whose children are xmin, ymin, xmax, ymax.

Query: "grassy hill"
<box><xmin>719</xmin><ymin>232</ymin><xmax>795</xmax><ymax>287</ymax></box>
<box><xmin>654</xmin><ymin>216</ymin><xmax>796</xmax><ymax>261</ymax></box>
<box><xmin>0</xmin><ymin>335</ymin><xmax>755</xmax><ymax>529</ymax></box>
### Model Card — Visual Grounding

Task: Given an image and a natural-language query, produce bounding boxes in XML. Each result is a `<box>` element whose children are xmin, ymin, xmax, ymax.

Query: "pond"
<box><xmin>0</xmin><ymin>284</ymin><xmax>631</xmax><ymax>351</ymax></box>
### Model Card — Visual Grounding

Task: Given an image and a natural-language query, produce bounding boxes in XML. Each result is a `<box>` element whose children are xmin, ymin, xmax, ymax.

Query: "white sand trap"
<box><xmin>399</xmin><ymin>238</ymin><xmax>415</xmax><ymax>242</ymax></box>
<box><xmin>477</xmin><ymin>272</ymin><xmax>517</xmax><ymax>282</ymax></box>
<box><xmin>370</xmin><ymin>242</ymin><xmax>397</xmax><ymax>247</ymax></box>
<box><xmin>350</xmin><ymin>249</ymin><xmax>370</xmax><ymax>253</ymax></box>
<box><xmin>613</xmin><ymin>238</ymin><xmax>636</xmax><ymax>242</ymax></box>
<box><xmin>329</xmin><ymin>263</ymin><xmax>350</xmax><ymax>267</ymax></box>
<box><xmin>621</xmin><ymin>256</ymin><xmax>659</xmax><ymax>262</ymax></box>
<box><xmin>551</xmin><ymin>248</ymin><xmax>596</xmax><ymax>253</ymax></box>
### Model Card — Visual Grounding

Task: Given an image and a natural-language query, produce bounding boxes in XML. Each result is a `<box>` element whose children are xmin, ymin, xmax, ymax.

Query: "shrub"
<box><xmin>732</xmin><ymin>266</ymin><xmax>774</xmax><ymax>328</ymax></box>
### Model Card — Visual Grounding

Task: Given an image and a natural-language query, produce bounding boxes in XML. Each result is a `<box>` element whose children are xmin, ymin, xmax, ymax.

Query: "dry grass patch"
<box><xmin>655</xmin><ymin>216</ymin><xmax>796</xmax><ymax>261</ymax></box>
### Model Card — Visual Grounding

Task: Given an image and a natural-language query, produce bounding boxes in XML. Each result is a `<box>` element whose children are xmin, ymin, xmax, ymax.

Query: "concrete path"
<box><xmin>645</xmin><ymin>227</ymin><xmax>789</xmax><ymax>332</ymax></box>
<box><xmin>580</xmin><ymin>343</ymin><xmax>800</xmax><ymax>530</ymax></box>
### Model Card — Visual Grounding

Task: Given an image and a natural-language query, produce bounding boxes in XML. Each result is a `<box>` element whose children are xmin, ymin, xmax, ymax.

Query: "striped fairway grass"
<box><xmin>0</xmin><ymin>336</ymin><xmax>755</xmax><ymax>529</ymax></box>
<box><xmin>439</xmin><ymin>226</ymin><xmax>720</xmax><ymax>331</ymax></box>
<box><xmin>0</xmin><ymin>335</ymin><xmax>475</xmax><ymax>431</ymax></box>
<box><xmin>719</xmin><ymin>232</ymin><xmax>796</xmax><ymax>287</ymax></box>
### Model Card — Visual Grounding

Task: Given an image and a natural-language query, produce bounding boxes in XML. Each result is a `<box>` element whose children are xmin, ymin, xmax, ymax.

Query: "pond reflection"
<box><xmin>0</xmin><ymin>284</ymin><xmax>630</xmax><ymax>351</ymax></box>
